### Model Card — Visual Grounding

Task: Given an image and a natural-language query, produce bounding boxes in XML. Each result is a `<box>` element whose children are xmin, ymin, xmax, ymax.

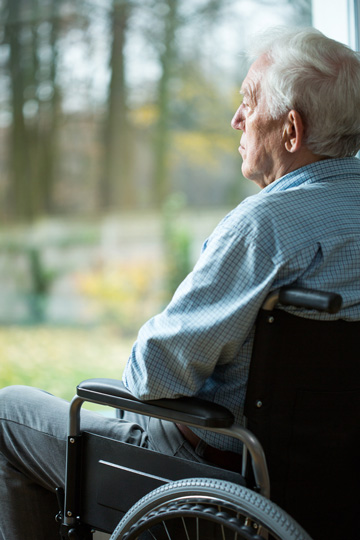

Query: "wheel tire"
<box><xmin>110</xmin><ymin>478</ymin><xmax>312</xmax><ymax>540</ymax></box>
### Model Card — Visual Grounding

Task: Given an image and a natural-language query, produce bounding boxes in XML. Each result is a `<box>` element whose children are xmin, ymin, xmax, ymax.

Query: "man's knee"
<box><xmin>0</xmin><ymin>385</ymin><xmax>49</xmax><ymax>420</ymax></box>
<box><xmin>0</xmin><ymin>385</ymin><xmax>70</xmax><ymax>446</ymax></box>
<box><xmin>0</xmin><ymin>385</ymin><xmax>28</xmax><ymax>417</ymax></box>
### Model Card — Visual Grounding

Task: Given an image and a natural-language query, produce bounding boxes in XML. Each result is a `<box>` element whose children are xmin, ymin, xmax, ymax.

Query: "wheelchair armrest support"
<box><xmin>71</xmin><ymin>383</ymin><xmax>270</xmax><ymax>499</ymax></box>
<box><xmin>77</xmin><ymin>378</ymin><xmax>234</xmax><ymax>428</ymax></box>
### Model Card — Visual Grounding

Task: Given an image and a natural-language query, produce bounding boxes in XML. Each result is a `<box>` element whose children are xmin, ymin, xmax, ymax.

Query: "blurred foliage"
<box><xmin>0</xmin><ymin>325</ymin><xmax>132</xmax><ymax>402</ymax></box>
<box><xmin>162</xmin><ymin>193</ymin><xmax>192</xmax><ymax>297</ymax></box>
<box><xmin>0</xmin><ymin>222</ymin><xmax>100</xmax><ymax>323</ymax></box>
<box><xmin>26</xmin><ymin>247</ymin><xmax>60</xmax><ymax>321</ymax></box>
<box><xmin>76</xmin><ymin>259</ymin><xmax>165</xmax><ymax>335</ymax></box>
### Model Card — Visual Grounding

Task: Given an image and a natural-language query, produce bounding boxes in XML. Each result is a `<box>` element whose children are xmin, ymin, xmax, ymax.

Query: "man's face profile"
<box><xmin>231</xmin><ymin>55</ymin><xmax>287</xmax><ymax>189</ymax></box>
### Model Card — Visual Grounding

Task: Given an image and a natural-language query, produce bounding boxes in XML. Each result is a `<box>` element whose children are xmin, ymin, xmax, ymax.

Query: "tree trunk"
<box><xmin>101</xmin><ymin>0</ymin><xmax>133</xmax><ymax>211</ymax></box>
<box><xmin>37</xmin><ymin>5</ymin><xmax>61</xmax><ymax>216</ymax></box>
<box><xmin>5</xmin><ymin>0</ymin><xmax>61</xmax><ymax>221</ymax></box>
<box><xmin>6</xmin><ymin>0</ymin><xmax>33</xmax><ymax>221</ymax></box>
<box><xmin>153</xmin><ymin>0</ymin><xmax>178</xmax><ymax>208</ymax></box>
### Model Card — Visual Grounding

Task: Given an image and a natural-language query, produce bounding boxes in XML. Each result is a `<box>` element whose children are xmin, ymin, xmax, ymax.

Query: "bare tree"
<box><xmin>255</xmin><ymin>0</ymin><xmax>312</xmax><ymax>25</ymax></box>
<box><xmin>101</xmin><ymin>0</ymin><xmax>134</xmax><ymax>211</ymax></box>
<box><xmin>150</xmin><ymin>0</ymin><xmax>234</xmax><ymax>207</ymax></box>
<box><xmin>5</xmin><ymin>0</ymin><xmax>30</xmax><ymax>219</ymax></box>
<box><xmin>152</xmin><ymin>0</ymin><xmax>179</xmax><ymax>207</ymax></box>
<box><xmin>3</xmin><ymin>0</ymin><xmax>62</xmax><ymax>221</ymax></box>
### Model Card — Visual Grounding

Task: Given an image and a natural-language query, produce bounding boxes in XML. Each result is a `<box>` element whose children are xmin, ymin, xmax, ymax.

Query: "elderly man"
<box><xmin>1</xmin><ymin>27</ymin><xmax>360</xmax><ymax>539</ymax></box>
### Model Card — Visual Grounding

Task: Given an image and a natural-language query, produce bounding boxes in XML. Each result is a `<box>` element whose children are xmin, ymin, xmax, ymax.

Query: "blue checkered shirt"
<box><xmin>123</xmin><ymin>157</ymin><xmax>360</xmax><ymax>452</ymax></box>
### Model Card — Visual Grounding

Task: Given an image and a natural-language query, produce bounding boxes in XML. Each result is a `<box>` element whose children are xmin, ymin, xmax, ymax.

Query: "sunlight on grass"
<box><xmin>0</xmin><ymin>326</ymin><xmax>135</xmax><ymax>406</ymax></box>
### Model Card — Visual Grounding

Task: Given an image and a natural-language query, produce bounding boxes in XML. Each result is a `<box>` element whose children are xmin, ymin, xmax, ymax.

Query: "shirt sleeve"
<box><xmin>122</xmin><ymin>212</ymin><xmax>280</xmax><ymax>401</ymax></box>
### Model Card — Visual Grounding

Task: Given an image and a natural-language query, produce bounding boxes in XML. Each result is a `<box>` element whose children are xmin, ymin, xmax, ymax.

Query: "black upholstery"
<box><xmin>245</xmin><ymin>307</ymin><xmax>360</xmax><ymax>540</ymax></box>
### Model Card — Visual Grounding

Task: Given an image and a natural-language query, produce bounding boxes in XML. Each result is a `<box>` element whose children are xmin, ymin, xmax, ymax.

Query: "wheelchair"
<box><xmin>57</xmin><ymin>286</ymin><xmax>360</xmax><ymax>540</ymax></box>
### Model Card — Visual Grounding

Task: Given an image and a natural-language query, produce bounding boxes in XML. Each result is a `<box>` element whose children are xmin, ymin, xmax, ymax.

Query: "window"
<box><xmin>312</xmin><ymin>0</ymin><xmax>359</xmax><ymax>49</ymax></box>
<box><xmin>0</xmin><ymin>0</ymin><xmax>357</xmax><ymax>330</ymax></box>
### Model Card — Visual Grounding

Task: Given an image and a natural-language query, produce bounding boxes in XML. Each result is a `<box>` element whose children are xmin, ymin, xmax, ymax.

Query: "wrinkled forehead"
<box><xmin>240</xmin><ymin>54</ymin><xmax>271</xmax><ymax>103</ymax></box>
<box><xmin>240</xmin><ymin>78</ymin><xmax>258</xmax><ymax>104</ymax></box>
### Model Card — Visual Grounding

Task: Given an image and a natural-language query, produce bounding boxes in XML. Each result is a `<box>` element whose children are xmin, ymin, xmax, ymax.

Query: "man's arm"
<box><xmin>123</xmin><ymin>217</ymin><xmax>278</xmax><ymax>401</ymax></box>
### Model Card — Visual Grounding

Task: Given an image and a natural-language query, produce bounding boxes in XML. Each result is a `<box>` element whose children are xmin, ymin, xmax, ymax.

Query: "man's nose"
<box><xmin>231</xmin><ymin>106</ymin><xmax>244</xmax><ymax>130</ymax></box>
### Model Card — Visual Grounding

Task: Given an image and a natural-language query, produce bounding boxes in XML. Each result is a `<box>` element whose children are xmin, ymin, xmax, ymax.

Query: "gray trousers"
<box><xmin>0</xmin><ymin>385</ymin><xmax>207</xmax><ymax>540</ymax></box>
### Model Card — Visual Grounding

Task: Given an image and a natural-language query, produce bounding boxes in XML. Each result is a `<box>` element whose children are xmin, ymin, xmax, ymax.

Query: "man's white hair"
<box><xmin>247</xmin><ymin>27</ymin><xmax>360</xmax><ymax>158</ymax></box>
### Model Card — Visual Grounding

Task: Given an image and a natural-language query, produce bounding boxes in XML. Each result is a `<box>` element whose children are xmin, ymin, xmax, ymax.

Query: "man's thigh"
<box><xmin>0</xmin><ymin>384</ymin><xmax>205</xmax><ymax>493</ymax></box>
<box><xmin>0</xmin><ymin>385</ymin><xmax>149</xmax><ymax>491</ymax></box>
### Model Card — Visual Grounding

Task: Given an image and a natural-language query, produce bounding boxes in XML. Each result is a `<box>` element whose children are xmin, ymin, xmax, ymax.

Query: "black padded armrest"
<box><xmin>279</xmin><ymin>287</ymin><xmax>342</xmax><ymax>313</ymax></box>
<box><xmin>77</xmin><ymin>378</ymin><xmax>234</xmax><ymax>428</ymax></box>
<box><xmin>263</xmin><ymin>286</ymin><xmax>342</xmax><ymax>313</ymax></box>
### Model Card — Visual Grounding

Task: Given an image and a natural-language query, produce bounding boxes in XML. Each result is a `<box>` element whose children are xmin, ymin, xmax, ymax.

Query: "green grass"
<box><xmin>0</xmin><ymin>325</ymin><xmax>135</xmax><ymax>408</ymax></box>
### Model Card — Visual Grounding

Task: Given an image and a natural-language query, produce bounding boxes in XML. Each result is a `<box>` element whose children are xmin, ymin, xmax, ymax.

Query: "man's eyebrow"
<box><xmin>240</xmin><ymin>84</ymin><xmax>256</xmax><ymax>103</ymax></box>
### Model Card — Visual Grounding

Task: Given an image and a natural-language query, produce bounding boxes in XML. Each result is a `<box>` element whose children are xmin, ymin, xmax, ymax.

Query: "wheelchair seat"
<box><xmin>59</xmin><ymin>286</ymin><xmax>357</xmax><ymax>540</ymax></box>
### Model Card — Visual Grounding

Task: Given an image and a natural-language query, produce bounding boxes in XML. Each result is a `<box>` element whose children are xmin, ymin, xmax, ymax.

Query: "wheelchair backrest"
<box><xmin>245</xmin><ymin>307</ymin><xmax>360</xmax><ymax>540</ymax></box>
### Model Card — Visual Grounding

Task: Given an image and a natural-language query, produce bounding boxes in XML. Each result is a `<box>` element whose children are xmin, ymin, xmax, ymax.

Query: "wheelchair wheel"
<box><xmin>110</xmin><ymin>478</ymin><xmax>312</xmax><ymax>540</ymax></box>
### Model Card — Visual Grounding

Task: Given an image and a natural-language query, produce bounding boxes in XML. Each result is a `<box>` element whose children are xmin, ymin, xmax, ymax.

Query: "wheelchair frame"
<box><xmin>59</xmin><ymin>287</ymin><xmax>342</xmax><ymax>540</ymax></box>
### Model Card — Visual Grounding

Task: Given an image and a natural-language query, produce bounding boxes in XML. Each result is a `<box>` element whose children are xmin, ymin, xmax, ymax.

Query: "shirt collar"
<box><xmin>262</xmin><ymin>157</ymin><xmax>360</xmax><ymax>194</ymax></box>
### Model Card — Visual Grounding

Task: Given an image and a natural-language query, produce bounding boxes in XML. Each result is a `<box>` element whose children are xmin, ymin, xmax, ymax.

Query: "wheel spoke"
<box><xmin>218</xmin><ymin>505</ymin><xmax>226</xmax><ymax>540</ymax></box>
<box><xmin>181</xmin><ymin>517</ymin><xmax>191</xmax><ymax>540</ymax></box>
<box><xmin>162</xmin><ymin>520</ymin><xmax>171</xmax><ymax>540</ymax></box>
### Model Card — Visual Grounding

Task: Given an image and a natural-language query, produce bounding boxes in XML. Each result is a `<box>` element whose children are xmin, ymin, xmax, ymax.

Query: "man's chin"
<box><xmin>241</xmin><ymin>162</ymin><xmax>251</xmax><ymax>180</ymax></box>
<box><xmin>241</xmin><ymin>164</ymin><xmax>262</xmax><ymax>187</ymax></box>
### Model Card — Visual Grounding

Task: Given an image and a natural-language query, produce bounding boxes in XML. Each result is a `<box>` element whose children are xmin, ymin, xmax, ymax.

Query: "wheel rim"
<box><xmin>122</xmin><ymin>496</ymin><xmax>279</xmax><ymax>540</ymax></box>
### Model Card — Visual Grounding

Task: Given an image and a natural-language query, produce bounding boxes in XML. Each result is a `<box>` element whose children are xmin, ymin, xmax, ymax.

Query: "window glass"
<box><xmin>0</xmin><ymin>0</ymin><xmax>313</xmax><ymax>223</ymax></box>
<box><xmin>3</xmin><ymin>0</ymin><xmax>358</xmax><ymax>395</ymax></box>
<box><xmin>312</xmin><ymin>0</ymin><xmax>356</xmax><ymax>47</ymax></box>
<box><xmin>6</xmin><ymin>0</ymin><xmax>359</xmax><ymax>398</ymax></box>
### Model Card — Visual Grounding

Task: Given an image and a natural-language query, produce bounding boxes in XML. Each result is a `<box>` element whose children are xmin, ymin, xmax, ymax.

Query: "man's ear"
<box><xmin>283</xmin><ymin>110</ymin><xmax>304</xmax><ymax>153</ymax></box>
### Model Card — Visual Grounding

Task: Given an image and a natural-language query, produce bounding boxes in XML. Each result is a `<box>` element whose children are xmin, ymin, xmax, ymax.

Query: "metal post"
<box><xmin>63</xmin><ymin>396</ymin><xmax>85</xmax><ymax>528</ymax></box>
